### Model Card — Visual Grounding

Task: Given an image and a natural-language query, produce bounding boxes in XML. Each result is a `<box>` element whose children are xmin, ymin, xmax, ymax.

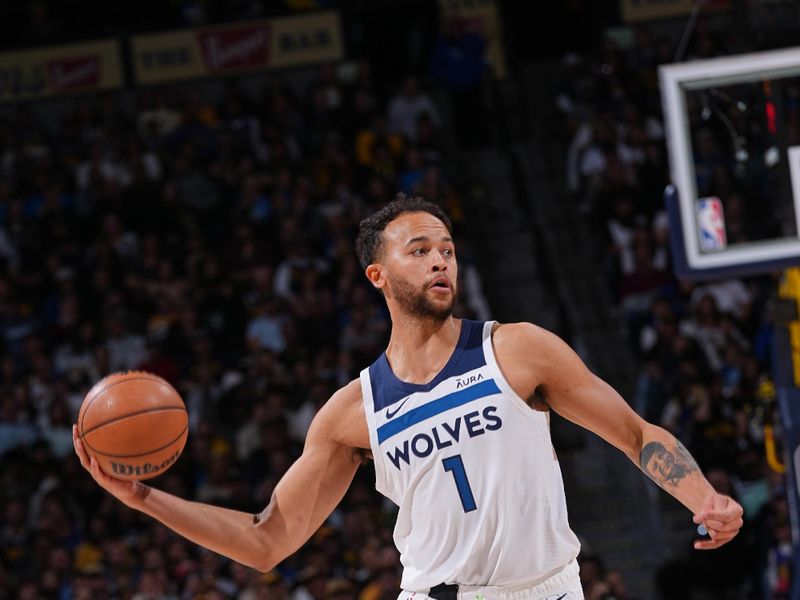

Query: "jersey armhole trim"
<box><xmin>359</xmin><ymin>368</ymin><xmax>387</xmax><ymax>493</ymax></box>
<box><xmin>481</xmin><ymin>321</ymin><xmax>548</xmax><ymax>422</ymax></box>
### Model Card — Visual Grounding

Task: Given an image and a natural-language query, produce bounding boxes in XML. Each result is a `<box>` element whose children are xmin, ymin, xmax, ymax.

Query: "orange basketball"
<box><xmin>78</xmin><ymin>371</ymin><xmax>188</xmax><ymax>481</ymax></box>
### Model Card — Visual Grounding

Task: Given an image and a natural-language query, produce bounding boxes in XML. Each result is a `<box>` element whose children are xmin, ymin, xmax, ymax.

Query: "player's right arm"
<box><xmin>72</xmin><ymin>379</ymin><xmax>368</xmax><ymax>572</ymax></box>
<box><xmin>493</xmin><ymin>322</ymin><xmax>744</xmax><ymax>550</ymax></box>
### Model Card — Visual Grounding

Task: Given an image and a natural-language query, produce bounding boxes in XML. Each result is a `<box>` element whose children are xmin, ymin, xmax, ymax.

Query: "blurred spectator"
<box><xmin>430</xmin><ymin>16</ymin><xmax>489</xmax><ymax>147</ymax></box>
<box><xmin>387</xmin><ymin>77</ymin><xmax>441</xmax><ymax>142</ymax></box>
<box><xmin>430</xmin><ymin>17</ymin><xmax>487</xmax><ymax>91</ymax></box>
<box><xmin>246</xmin><ymin>296</ymin><xmax>288</xmax><ymax>354</ymax></box>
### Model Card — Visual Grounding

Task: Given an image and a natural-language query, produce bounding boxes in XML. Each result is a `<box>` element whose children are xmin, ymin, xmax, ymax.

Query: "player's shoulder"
<box><xmin>491</xmin><ymin>321</ymin><xmax>569</xmax><ymax>369</ymax></box>
<box><xmin>331</xmin><ymin>378</ymin><xmax>363</xmax><ymax>404</ymax></box>
<box><xmin>309</xmin><ymin>379</ymin><xmax>369</xmax><ymax>449</ymax></box>
<box><xmin>491</xmin><ymin>321</ymin><xmax>553</xmax><ymax>349</ymax></box>
<box><xmin>320</xmin><ymin>379</ymin><xmax>363</xmax><ymax>420</ymax></box>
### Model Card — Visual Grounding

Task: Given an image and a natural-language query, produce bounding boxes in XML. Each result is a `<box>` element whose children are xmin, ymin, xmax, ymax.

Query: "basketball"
<box><xmin>77</xmin><ymin>371</ymin><xmax>189</xmax><ymax>481</ymax></box>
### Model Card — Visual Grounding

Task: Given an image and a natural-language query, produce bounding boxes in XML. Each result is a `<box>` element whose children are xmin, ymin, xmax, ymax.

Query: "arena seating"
<box><xmin>0</xmin><ymin>60</ymin><xmax>493</xmax><ymax>598</ymax></box>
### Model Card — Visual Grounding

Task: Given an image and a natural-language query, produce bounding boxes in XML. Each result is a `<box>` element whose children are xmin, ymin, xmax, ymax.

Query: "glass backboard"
<box><xmin>660</xmin><ymin>47</ymin><xmax>800</xmax><ymax>279</ymax></box>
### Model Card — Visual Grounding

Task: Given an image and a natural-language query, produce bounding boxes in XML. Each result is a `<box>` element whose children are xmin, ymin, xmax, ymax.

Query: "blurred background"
<box><xmin>0</xmin><ymin>0</ymin><xmax>799</xmax><ymax>598</ymax></box>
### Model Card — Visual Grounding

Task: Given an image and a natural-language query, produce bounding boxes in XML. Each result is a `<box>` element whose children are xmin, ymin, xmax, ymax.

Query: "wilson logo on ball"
<box><xmin>110</xmin><ymin>449</ymin><xmax>181</xmax><ymax>477</ymax></box>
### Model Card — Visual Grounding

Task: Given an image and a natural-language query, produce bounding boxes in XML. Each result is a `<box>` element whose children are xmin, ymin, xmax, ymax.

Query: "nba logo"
<box><xmin>696</xmin><ymin>197</ymin><xmax>727</xmax><ymax>251</ymax></box>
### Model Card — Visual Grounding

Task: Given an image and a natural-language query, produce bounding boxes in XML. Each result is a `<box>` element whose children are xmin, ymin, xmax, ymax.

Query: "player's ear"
<box><xmin>365</xmin><ymin>263</ymin><xmax>384</xmax><ymax>290</ymax></box>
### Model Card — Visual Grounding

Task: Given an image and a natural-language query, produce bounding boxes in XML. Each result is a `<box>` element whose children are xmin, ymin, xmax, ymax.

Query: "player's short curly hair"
<box><xmin>355</xmin><ymin>194</ymin><xmax>453</xmax><ymax>269</ymax></box>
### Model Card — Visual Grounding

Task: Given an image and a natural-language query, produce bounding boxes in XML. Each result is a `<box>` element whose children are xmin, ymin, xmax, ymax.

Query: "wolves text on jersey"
<box><xmin>385</xmin><ymin>406</ymin><xmax>502</xmax><ymax>470</ymax></box>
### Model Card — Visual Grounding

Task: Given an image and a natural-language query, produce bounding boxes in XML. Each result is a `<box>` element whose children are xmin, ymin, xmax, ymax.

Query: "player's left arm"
<box><xmin>493</xmin><ymin>322</ymin><xmax>744</xmax><ymax>550</ymax></box>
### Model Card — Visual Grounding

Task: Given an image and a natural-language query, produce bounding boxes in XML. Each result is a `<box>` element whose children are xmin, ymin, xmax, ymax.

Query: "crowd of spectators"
<box><xmin>553</xmin><ymin>17</ymin><xmax>791</xmax><ymax>600</ymax></box>
<box><xmin>0</xmin><ymin>58</ymin><xmax>495</xmax><ymax>599</ymax></box>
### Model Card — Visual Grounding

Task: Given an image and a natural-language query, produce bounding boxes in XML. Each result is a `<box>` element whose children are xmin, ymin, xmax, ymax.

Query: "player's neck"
<box><xmin>384</xmin><ymin>315</ymin><xmax>462</xmax><ymax>385</ymax></box>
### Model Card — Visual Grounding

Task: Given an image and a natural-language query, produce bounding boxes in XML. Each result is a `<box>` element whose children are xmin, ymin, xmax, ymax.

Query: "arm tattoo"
<box><xmin>133</xmin><ymin>482</ymin><xmax>151</xmax><ymax>502</ymax></box>
<box><xmin>639</xmin><ymin>440</ymin><xmax>699</xmax><ymax>489</ymax></box>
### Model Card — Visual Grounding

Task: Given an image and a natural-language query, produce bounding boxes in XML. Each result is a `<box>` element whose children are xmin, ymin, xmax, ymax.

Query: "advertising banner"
<box><xmin>271</xmin><ymin>11</ymin><xmax>343</xmax><ymax>69</ymax></box>
<box><xmin>132</xmin><ymin>11</ymin><xmax>343</xmax><ymax>85</ymax></box>
<box><xmin>0</xmin><ymin>39</ymin><xmax>122</xmax><ymax>102</ymax></box>
<box><xmin>198</xmin><ymin>24</ymin><xmax>270</xmax><ymax>72</ymax></box>
<box><xmin>132</xmin><ymin>29</ymin><xmax>204</xmax><ymax>85</ymax></box>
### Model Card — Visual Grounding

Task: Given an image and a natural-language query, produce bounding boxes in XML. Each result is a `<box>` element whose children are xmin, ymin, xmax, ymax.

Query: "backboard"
<box><xmin>660</xmin><ymin>47</ymin><xmax>800</xmax><ymax>280</ymax></box>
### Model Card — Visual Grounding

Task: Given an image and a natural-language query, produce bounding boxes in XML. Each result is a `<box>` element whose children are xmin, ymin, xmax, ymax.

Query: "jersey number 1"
<box><xmin>442</xmin><ymin>455</ymin><xmax>477</xmax><ymax>512</ymax></box>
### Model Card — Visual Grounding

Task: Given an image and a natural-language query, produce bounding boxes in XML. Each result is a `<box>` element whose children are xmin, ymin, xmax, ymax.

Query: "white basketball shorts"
<box><xmin>396</xmin><ymin>559</ymin><xmax>584</xmax><ymax>600</ymax></box>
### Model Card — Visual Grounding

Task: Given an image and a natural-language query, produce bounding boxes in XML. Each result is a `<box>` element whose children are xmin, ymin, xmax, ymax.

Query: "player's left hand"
<box><xmin>72</xmin><ymin>424</ymin><xmax>143</xmax><ymax>508</ymax></box>
<box><xmin>692</xmin><ymin>493</ymin><xmax>744</xmax><ymax>550</ymax></box>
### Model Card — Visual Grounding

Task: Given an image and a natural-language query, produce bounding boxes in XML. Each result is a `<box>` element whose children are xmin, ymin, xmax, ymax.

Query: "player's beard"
<box><xmin>390</xmin><ymin>274</ymin><xmax>456</xmax><ymax>323</ymax></box>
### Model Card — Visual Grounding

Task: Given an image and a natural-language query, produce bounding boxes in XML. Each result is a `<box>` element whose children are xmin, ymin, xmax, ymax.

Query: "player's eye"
<box><xmin>411</xmin><ymin>248</ymin><xmax>426</xmax><ymax>256</ymax></box>
<box><xmin>442</xmin><ymin>248</ymin><xmax>454</xmax><ymax>257</ymax></box>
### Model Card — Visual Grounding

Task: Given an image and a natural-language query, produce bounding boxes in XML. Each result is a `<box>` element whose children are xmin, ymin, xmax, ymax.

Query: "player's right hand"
<box><xmin>73</xmin><ymin>424</ymin><xmax>147</xmax><ymax>508</ymax></box>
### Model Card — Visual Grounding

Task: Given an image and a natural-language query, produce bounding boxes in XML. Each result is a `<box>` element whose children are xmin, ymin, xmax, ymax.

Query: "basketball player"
<box><xmin>73</xmin><ymin>196</ymin><xmax>744</xmax><ymax>600</ymax></box>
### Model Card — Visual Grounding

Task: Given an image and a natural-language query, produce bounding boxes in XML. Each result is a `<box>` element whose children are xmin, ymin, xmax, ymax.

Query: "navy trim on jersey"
<box><xmin>369</xmin><ymin>319</ymin><xmax>487</xmax><ymax>413</ymax></box>
<box><xmin>376</xmin><ymin>378</ymin><xmax>500</xmax><ymax>444</ymax></box>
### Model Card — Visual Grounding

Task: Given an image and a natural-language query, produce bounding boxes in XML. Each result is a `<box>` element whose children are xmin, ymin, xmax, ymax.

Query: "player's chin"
<box><xmin>426</xmin><ymin>292</ymin><xmax>455</xmax><ymax>310</ymax></box>
<box><xmin>420</xmin><ymin>297</ymin><xmax>455</xmax><ymax>320</ymax></box>
<box><xmin>426</xmin><ymin>286</ymin><xmax>456</xmax><ymax>299</ymax></box>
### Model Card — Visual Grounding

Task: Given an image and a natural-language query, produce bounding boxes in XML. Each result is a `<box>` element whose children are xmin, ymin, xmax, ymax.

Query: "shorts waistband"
<box><xmin>426</xmin><ymin>559</ymin><xmax>580</xmax><ymax>600</ymax></box>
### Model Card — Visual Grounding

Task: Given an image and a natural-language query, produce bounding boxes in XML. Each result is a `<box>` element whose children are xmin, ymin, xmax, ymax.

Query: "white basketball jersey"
<box><xmin>360</xmin><ymin>320</ymin><xmax>581</xmax><ymax>592</ymax></box>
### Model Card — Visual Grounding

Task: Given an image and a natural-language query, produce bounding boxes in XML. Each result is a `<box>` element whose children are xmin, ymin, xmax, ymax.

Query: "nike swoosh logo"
<box><xmin>553</xmin><ymin>594</ymin><xmax>567</xmax><ymax>600</ymax></box>
<box><xmin>386</xmin><ymin>396</ymin><xmax>411</xmax><ymax>419</ymax></box>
